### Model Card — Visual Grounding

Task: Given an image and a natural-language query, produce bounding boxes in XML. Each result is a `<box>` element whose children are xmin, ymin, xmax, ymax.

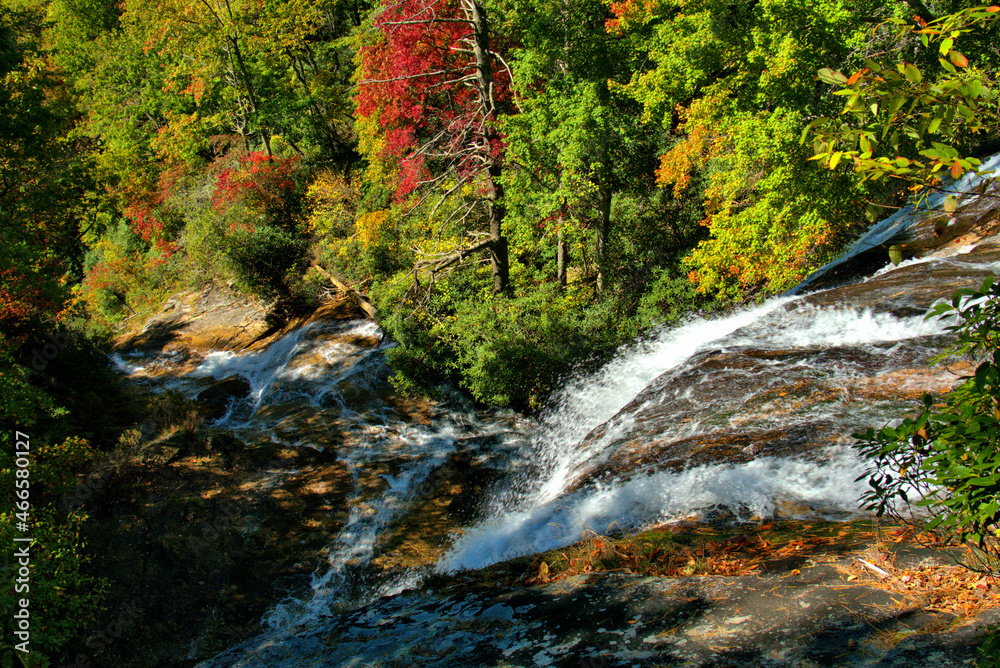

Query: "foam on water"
<box><xmin>522</xmin><ymin>297</ymin><xmax>795</xmax><ymax>505</ymax></box>
<box><xmin>264</xmin><ymin>423</ymin><xmax>463</xmax><ymax>630</ymax></box>
<box><xmin>185</xmin><ymin>320</ymin><xmax>386</xmax><ymax>423</ymax></box>
<box><xmin>438</xmin><ymin>446</ymin><xmax>868</xmax><ymax>572</ymax></box>
<box><xmin>727</xmin><ymin>304</ymin><xmax>949</xmax><ymax>349</ymax></box>
<box><xmin>438</xmin><ymin>298</ymin><xmax>952</xmax><ymax>573</ymax></box>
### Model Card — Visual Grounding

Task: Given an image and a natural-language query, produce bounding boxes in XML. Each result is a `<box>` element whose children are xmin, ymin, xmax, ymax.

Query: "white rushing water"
<box><xmin>437</xmin><ymin>297</ymin><xmax>952</xmax><ymax>572</ymax></box>
<box><xmin>116</xmin><ymin>292</ymin><xmax>958</xmax><ymax>626</ymax></box>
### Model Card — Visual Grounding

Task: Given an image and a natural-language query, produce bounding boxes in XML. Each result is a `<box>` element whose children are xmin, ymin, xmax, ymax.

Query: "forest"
<box><xmin>2</xmin><ymin>0</ymin><xmax>1000</xmax><ymax>664</ymax></box>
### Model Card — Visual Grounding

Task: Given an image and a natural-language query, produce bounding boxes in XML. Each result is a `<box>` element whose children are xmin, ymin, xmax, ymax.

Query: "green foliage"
<box><xmin>0</xmin><ymin>506</ymin><xmax>106</xmax><ymax>663</ymax></box>
<box><xmin>0</xmin><ymin>340</ymin><xmax>60</xmax><ymax>431</ymax></box>
<box><xmin>1</xmin><ymin>3</ymin><xmax>94</xmax><ymax>329</ymax></box>
<box><xmin>977</xmin><ymin>624</ymin><xmax>1000</xmax><ymax>668</ymax></box>
<box><xmin>607</xmin><ymin>0</ymin><xmax>884</xmax><ymax>299</ymax></box>
<box><xmin>854</xmin><ymin>278</ymin><xmax>1000</xmax><ymax>573</ymax></box>
<box><xmin>224</xmin><ymin>224</ymin><xmax>308</xmax><ymax>298</ymax></box>
<box><xmin>378</xmin><ymin>273</ymin><xmax>629</xmax><ymax>411</ymax></box>
<box><xmin>807</xmin><ymin>6</ymin><xmax>1000</xmax><ymax>209</ymax></box>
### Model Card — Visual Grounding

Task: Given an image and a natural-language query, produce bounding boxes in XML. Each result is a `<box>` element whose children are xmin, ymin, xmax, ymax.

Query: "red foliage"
<box><xmin>122</xmin><ymin>162</ymin><xmax>193</xmax><ymax>243</ymax></box>
<box><xmin>606</xmin><ymin>0</ymin><xmax>660</xmax><ymax>33</ymax></box>
<box><xmin>212</xmin><ymin>152</ymin><xmax>300</xmax><ymax>216</ymax></box>
<box><xmin>355</xmin><ymin>0</ymin><xmax>512</xmax><ymax>200</ymax></box>
<box><xmin>0</xmin><ymin>267</ymin><xmax>55</xmax><ymax>325</ymax></box>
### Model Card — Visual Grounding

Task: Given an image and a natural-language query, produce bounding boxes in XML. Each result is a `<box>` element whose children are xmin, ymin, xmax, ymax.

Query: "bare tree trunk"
<box><xmin>468</xmin><ymin>0</ymin><xmax>509</xmax><ymax>293</ymax></box>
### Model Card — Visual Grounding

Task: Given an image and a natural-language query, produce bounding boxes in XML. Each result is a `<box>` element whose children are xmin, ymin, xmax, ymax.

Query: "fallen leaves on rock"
<box><xmin>523</xmin><ymin>523</ymin><xmax>865</xmax><ymax>585</ymax></box>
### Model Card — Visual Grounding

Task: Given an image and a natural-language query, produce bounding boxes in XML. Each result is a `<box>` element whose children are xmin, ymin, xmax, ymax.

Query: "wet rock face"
<box><xmin>85</xmin><ymin>293</ymin><xmax>384</xmax><ymax>668</ymax></box>
<box><xmin>115</xmin><ymin>283</ymin><xmax>368</xmax><ymax>360</ymax></box>
<box><xmin>568</xmin><ymin>335</ymin><xmax>961</xmax><ymax>493</ymax></box>
<box><xmin>197</xmin><ymin>376</ymin><xmax>253</xmax><ymax>419</ymax></box>
<box><xmin>99</xmin><ymin>288</ymin><xmax>534</xmax><ymax>667</ymax></box>
<box><xmin>565</xmin><ymin>241</ymin><xmax>1000</xmax><ymax>495</ymax></box>
<box><xmin>195</xmin><ymin>563</ymin><xmax>996</xmax><ymax>668</ymax></box>
<box><xmin>77</xmin><ymin>429</ymin><xmax>356</xmax><ymax>668</ymax></box>
<box><xmin>801</xmin><ymin>247</ymin><xmax>1000</xmax><ymax>315</ymax></box>
<box><xmin>371</xmin><ymin>436</ymin><xmax>510</xmax><ymax>573</ymax></box>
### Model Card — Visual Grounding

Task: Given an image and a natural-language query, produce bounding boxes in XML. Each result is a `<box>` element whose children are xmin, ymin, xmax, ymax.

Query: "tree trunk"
<box><xmin>469</xmin><ymin>0</ymin><xmax>509</xmax><ymax>293</ymax></box>
<box><xmin>595</xmin><ymin>185</ymin><xmax>611</xmax><ymax>295</ymax></box>
<box><xmin>594</xmin><ymin>83</ymin><xmax>613</xmax><ymax>296</ymax></box>
<box><xmin>557</xmin><ymin>226</ymin><xmax>567</xmax><ymax>287</ymax></box>
<box><xmin>487</xmin><ymin>162</ymin><xmax>509</xmax><ymax>293</ymax></box>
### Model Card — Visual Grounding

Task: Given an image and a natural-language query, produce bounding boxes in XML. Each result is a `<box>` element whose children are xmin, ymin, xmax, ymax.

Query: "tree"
<box><xmin>606</xmin><ymin>0</ymin><xmax>895</xmax><ymax>300</ymax></box>
<box><xmin>1</xmin><ymin>4</ymin><xmax>91</xmax><ymax>333</ymax></box>
<box><xmin>354</xmin><ymin>0</ymin><xmax>512</xmax><ymax>293</ymax></box>
<box><xmin>500</xmin><ymin>0</ymin><xmax>646</xmax><ymax>295</ymax></box>
<box><xmin>806</xmin><ymin>5</ymin><xmax>1000</xmax><ymax>216</ymax></box>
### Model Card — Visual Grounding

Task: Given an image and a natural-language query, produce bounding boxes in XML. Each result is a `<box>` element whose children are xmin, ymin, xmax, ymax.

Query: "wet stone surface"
<box><xmin>195</xmin><ymin>551</ymin><xmax>998</xmax><ymax>668</ymax></box>
<box><xmin>567</xmin><ymin>336</ymin><xmax>960</xmax><ymax>492</ymax></box>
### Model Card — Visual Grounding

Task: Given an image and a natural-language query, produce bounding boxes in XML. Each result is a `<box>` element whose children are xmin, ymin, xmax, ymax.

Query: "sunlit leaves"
<box><xmin>613</xmin><ymin>0</ymin><xmax>874</xmax><ymax>299</ymax></box>
<box><xmin>354</xmin><ymin>0</ymin><xmax>506</xmax><ymax>200</ymax></box>
<box><xmin>807</xmin><ymin>5</ymin><xmax>1000</xmax><ymax>206</ymax></box>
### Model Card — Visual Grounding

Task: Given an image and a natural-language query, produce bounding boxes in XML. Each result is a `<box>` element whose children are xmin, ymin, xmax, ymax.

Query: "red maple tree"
<box><xmin>355</xmin><ymin>0</ymin><xmax>513</xmax><ymax>292</ymax></box>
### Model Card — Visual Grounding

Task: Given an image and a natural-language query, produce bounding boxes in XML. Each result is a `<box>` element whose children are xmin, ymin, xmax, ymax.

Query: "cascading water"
<box><xmin>436</xmin><ymin>296</ymin><xmax>957</xmax><ymax>571</ymax></box>
<box><xmin>153</xmin><ymin>157</ymin><xmax>999</xmax><ymax>667</ymax></box>
<box><xmin>115</xmin><ymin>317</ymin><xmax>531</xmax><ymax>629</ymax></box>
<box><xmin>106</xmin><ymin>172</ymin><xmax>1000</xmax><ymax>668</ymax></box>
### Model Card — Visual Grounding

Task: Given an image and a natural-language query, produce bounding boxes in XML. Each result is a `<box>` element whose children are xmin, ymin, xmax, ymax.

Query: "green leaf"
<box><xmin>950</xmin><ymin>51</ymin><xmax>969</xmax><ymax>68</ymax></box>
<box><xmin>944</xmin><ymin>194</ymin><xmax>958</xmax><ymax>213</ymax></box>
<box><xmin>818</xmin><ymin>68</ymin><xmax>848</xmax><ymax>84</ymax></box>
<box><xmin>865</xmin><ymin>202</ymin><xmax>880</xmax><ymax>222</ymax></box>
<box><xmin>903</xmin><ymin>63</ymin><xmax>922</xmax><ymax>84</ymax></box>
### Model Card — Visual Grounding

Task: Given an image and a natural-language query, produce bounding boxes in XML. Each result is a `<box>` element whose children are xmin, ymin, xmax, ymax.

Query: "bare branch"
<box><xmin>380</xmin><ymin>17</ymin><xmax>471</xmax><ymax>25</ymax></box>
<box><xmin>414</xmin><ymin>238</ymin><xmax>494</xmax><ymax>273</ymax></box>
<box><xmin>357</xmin><ymin>68</ymin><xmax>471</xmax><ymax>85</ymax></box>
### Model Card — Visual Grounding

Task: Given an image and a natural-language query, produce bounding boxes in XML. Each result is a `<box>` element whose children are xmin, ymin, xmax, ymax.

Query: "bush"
<box><xmin>854</xmin><ymin>277</ymin><xmax>1000</xmax><ymax>573</ymax></box>
<box><xmin>381</xmin><ymin>279</ymin><xmax>628</xmax><ymax>412</ymax></box>
<box><xmin>224</xmin><ymin>224</ymin><xmax>307</xmax><ymax>298</ymax></box>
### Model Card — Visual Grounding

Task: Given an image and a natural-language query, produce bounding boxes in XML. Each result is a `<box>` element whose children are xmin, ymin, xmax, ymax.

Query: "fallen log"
<box><xmin>310</xmin><ymin>263</ymin><xmax>379</xmax><ymax>320</ymax></box>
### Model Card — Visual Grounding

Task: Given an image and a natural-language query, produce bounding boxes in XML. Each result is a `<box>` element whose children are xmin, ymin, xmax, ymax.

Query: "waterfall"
<box><xmin>117</xmin><ymin>249</ymin><xmax>984</xmax><ymax>640</ymax></box>
<box><xmin>436</xmin><ymin>297</ymin><xmax>953</xmax><ymax>571</ymax></box>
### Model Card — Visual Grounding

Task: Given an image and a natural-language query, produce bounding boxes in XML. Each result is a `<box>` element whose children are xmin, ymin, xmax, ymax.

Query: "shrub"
<box><xmin>854</xmin><ymin>277</ymin><xmax>1000</xmax><ymax>573</ymax></box>
<box><xmin>381</xmin><ymin>280</ymin><xmax>628</xmax><ymax>412</ymax></box>
<box><xmin>0</xmin><ymin>506</ymin><xmax>106</xmax><ymax>665</ymax></box>
<box><xmin>223</xmin><ymin>224</ymin><xmax>307</xmax><ymax>298</ymax></box>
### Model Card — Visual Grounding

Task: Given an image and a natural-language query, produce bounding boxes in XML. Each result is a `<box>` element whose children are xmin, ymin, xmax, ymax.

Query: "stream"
<box><xmin>110</xmin><ymin>162</ymin><xmax>1000</xmax><ymax>667</ymax></box>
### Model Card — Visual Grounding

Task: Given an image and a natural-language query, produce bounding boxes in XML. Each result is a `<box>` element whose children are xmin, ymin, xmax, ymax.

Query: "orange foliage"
<box><xmin>606</xmin><ymin>0</ymin><xmax>664</xmax><ymax>33</ymax></box>
<box><xmin>655</xmin><ymin>93</ymin><xmax>727</xmax><ymax>198</ymax></box>
<box><xmin>355</xmin><ymin>210</ymin><xmax>393</xmax><ymax>248</ymax></box>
